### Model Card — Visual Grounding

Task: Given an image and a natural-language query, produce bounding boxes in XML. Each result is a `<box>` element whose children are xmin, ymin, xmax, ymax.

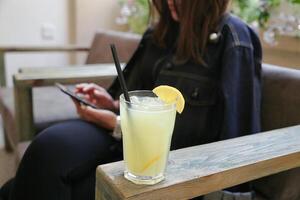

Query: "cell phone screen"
<box><xmin>55</xmin><ymin>83</ymin><xmax>98</xmax><ymax>109</ymax></box>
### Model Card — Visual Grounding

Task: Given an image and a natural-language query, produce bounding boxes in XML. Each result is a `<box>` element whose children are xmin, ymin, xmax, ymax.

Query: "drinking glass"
<box><xmin>120</xmin><ymin>90</ymin><xmax>177</xmax><ymax>185</ymax></box>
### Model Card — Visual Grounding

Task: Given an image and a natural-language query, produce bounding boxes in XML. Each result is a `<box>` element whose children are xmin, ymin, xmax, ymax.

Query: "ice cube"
<box><xmin>128</xmin><ymin>96</ymin><xmax>167</xmax><ymax>111</ymax></box>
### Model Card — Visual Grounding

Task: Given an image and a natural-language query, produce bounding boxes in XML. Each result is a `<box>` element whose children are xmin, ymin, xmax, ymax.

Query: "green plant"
<box><xmin>231</xmin><ymin>0</ymin><xmax>262</xmax><ymax>25</ymax></box>
<box><xmin>232</xmin><ymin>0</ymin><xmax>300</xmax><ymax>27</ymax></box>
<box><xmin>117</xmin><ymin>0</ymin><xmax>149</xmax><ymax>34</ymax></box>
<box><xmin>116</xmin><ymin>0</ymin><xmax>300</xmax><ymax>34</ymax></box>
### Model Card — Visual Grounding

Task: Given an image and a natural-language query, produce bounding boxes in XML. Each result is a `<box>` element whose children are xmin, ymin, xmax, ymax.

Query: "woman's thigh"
<box><xmin>22</xmin><ymin>119</ymin><xmax>122</xmax><ymax>176</ymax></box>
<box><xmin>10</xmin><ymin>119</ymin><xmax>122</xmax><ymax>200</ymax></box>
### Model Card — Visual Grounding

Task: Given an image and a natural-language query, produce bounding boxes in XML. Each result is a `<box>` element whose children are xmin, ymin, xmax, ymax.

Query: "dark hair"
<box><xmin>150</xmin><ymin>0</ymin><xmax>230</xmax><ymax>64</ymax></box>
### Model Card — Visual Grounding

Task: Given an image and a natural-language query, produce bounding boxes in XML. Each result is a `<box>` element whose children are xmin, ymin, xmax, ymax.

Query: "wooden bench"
<box><xmin>13</xmin><ymin>63</ymin><xmax>120</xmax><ymax>142</ymax></box>
<box><xmin>95</xmin><ymin>125</ymin><xmax>300</xmax><ymax>200</ymax></box>
<box><xmin>0</xmin><ymin>30</ymin><xmax>140</xmax><ymax>153</ymax></box>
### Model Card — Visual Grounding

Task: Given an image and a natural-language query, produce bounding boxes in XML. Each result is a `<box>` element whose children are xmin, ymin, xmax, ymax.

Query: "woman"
<box><xmin>0</xmin><ymin>0</ymin><xmax>262</xmax><ymax>199</ymax></box>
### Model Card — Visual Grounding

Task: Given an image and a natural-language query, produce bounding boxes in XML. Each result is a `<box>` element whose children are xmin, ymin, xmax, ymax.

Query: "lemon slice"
<box><xmin>141</xmin><ymin>155</ymin><xmax>161</xmax><ymax>172</ymax></box>
<box><xmin>153</xmin><ymin>85</ymin><xmax>185</xmax><ymax>114</ymax></box>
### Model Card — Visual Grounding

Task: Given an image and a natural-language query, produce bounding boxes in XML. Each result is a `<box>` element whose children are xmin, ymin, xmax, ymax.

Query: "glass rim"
<box><xmin>120</xmin><ymin>90</ymin><xmax>178</xmax><ymax>107</ymax></box>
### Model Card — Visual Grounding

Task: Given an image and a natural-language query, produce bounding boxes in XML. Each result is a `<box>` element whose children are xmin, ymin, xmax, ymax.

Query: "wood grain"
<box><xmin>96</xmin><ymin>125</ymin><xmax>300</xmax><ymax>200</ymax></box>
<box><xmin>0</xmin><ymin>52</ymin><xmax>5</xmax><ymax>86</ymax></box>
<box><xmin>0</xmin><ymin>45</ymin><xmax>89</xmax><ymax>86</ymax></box>
<box><xmin>13</xmin><ymin>63</ymin><xmax>121</xmax><ymax>87</ymax></box>
<box><xmin>0</xmin><ymin>45</ymin><xmax>89</xmax><ymax>52</ymax></box>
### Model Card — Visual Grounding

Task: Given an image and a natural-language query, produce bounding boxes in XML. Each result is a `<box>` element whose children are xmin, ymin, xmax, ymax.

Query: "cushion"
<box><xmin>261</xmin><ymin>64</ymin><xmax>300</xmax><ymax>131</ymax></box>
<box><xmin>86</xmin><ymin>30</ymin><xmax>141</xmax><ymax>64</ymax></box>
<box><xmin>253</xmin><ymin>64</ymin><xmax>300</xmax><ymax>200</ymax></box>
<box><xmin>0</xmin><ymin>86</ymin><xmax>79</xmax><ymax>148</ymax></box>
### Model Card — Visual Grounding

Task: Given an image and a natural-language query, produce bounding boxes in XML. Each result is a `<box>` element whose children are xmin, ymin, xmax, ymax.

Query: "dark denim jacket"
<box><xmin>109</xmin><ymin>14</ymin><xmax>262</xmax><ymax>151</ymax></box>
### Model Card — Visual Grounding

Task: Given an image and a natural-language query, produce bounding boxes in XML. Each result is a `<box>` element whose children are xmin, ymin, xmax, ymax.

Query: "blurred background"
<box><xmin>0</xmin><ymin>0</ymin><xmax>125</xmax><ymax>87</ymax></box>
<box><xmin>0</xmin><ymin>0</ymin><xmax>299</xmax><ymax>86</ymax></box>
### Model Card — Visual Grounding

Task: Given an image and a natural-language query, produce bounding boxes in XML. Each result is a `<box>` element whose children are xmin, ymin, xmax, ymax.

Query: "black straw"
<box><xmin>110</xmin><ymin>44</ymin><xmax>131</xmax><ymax>102</ymax></box>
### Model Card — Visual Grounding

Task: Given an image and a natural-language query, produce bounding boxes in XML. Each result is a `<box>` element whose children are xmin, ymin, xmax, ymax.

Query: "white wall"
<box><xmin>0</xmin><ymin>0</ymin><xmax>126</xmax><ymax>86</ymax></box>
<box><xmin>73</xmin><ymin>0</ymin><xmax>126</xmax><ymax>64</ymax></box>
<box><xmin>0</xmin><ymin>0</ymin><xmax>71</xmax><ymax>86</ymax></box>
<box><xmin>0</xmin><ymin>0</ymin><xmax>69</xmax><ymax>45</ymax></box>
<box><xmin>76</xmin><ymin>0</ymin><xmax>124</xmax><ymax>45</ymax></box>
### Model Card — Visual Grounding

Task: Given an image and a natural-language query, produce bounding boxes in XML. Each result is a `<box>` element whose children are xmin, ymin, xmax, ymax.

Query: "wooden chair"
<box><xmin>0</xmin><ymin>30</ymin><xmax>141</xmax><ymax>158</ymax></box>
<box><xmin>95</xmin><ymin>64</ymin><xmax>300</xmax><ymax>200</ymax></box>
<box><xmin>96</xmin><ymin>125</ymin><xmax>300</xmax><ymax>200</ymax></box>
<box><xmin>0</xmin><ymin>30</ymin><xmax>141</xmax><ymax>87</ymax></box>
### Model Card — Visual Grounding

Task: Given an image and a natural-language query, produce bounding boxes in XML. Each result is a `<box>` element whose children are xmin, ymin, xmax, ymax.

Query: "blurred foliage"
<box><xmin>117</xmin><ymin>0</ymin><xmax>149</xmax><ymax>34</ymax></box>
<box><xmin>117</xmin><ymin>0</ymin><xmax>300</xmax><ymax>34</ymax></box>
<box><xmin>233</xmin><ymin>0</ymin><xmax>300</xmax><ymax>27</ymax></box>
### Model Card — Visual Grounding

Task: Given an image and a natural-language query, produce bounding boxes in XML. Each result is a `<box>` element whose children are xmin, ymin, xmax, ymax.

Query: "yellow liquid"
<box><xmin>120</xmin><ymin>99</ymin><xmax>176</xmax><ymax>178</ymax></box>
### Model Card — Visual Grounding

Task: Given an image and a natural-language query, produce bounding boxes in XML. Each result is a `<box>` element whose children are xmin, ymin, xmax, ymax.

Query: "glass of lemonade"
<box><xmin>120</xmin><ymin>90</ymin><xmax>177</xmax><ymax>185</ymax></box>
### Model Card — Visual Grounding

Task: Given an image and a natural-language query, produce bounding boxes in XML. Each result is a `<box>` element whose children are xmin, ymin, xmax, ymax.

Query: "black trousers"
<box><xmin>0</xmin><ymin>120</ymin><xmax>122</xmax><ymax>200</ymax></box>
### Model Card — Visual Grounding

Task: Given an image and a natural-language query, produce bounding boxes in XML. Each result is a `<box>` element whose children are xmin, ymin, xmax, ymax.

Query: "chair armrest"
<box><xmin>13</xmin><ymin>63</ymin><xmax>122</xmax><ymax>87</ymax></box>
<box><xmin>0</xmin><ymin>45</ymin><xmax>90</xmax><ymax>52</ymax></box>
<box><xmin>96</xmin><ymin>125</ymin><xmax>300</xmax><ymax>200</ymax></box>
<box><xmin>0</xmin><ymin>45</ymin><xmax>90</xmax><ymax>86</ymax></box>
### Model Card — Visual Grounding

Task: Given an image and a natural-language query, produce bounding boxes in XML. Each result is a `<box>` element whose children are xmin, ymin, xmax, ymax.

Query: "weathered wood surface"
<box><xmin>0</xmin><ymin>51</ymin><xmax>5</xmax><ymax>86</ymax></box>
<box><xmin>13</xmin><ymin>63</ymin><xmax>121</xmax><ymax>87</ymax></box>
<box><xmin>96</xmin><ymin>125</ymin><xmax>300</xmax><ymax>200</ymax></box>
<box><xmin>14</xmin><ymin>86</ymin><xmax>34</xmax><ymax>141</ymax></box>
<box><xmin>0</xmin><ymin>45</ymin><xmax>89</xmax><ymax>86</ymax></box>
<box><xmin>0</xmin><ymin>45</ymin><xmax>89</xmax><ymax>52</ymax></box>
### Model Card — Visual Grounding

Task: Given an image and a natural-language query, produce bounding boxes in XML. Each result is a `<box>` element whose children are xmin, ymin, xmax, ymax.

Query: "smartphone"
<box><xmin>55</xmin><ymin>82</ymin><xmax>98</xmax><ymax>109</ymax></box>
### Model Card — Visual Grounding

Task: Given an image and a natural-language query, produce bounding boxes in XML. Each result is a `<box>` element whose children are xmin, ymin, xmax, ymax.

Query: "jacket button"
<box><xmin>165</xmin><ymin>62</ymin><xmax>173</xmax><ymax>70</ymax></box>
<box><xmin>191</xmin><ymin>88</ymin><xmax>199</xmax><ymax>99</ymax></box>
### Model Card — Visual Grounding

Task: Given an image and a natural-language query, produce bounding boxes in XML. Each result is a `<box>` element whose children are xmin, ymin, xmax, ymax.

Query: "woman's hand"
<box><xmin>72</xmin><ymin>83</ymin><xmax>119</xmax><ymax>130</ymax></box>
<box><xmin>75</xmin><ymin>83</ymin><xmax>119</xmax><ymax>111</ymax></box>
<box><xmin>73</xmin><ymin>99</ymin><xmax>117</xmax><ymax>130</ymax></box>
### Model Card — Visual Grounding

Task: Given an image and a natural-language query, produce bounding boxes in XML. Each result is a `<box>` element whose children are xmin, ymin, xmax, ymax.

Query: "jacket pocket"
<box><xmin>155</xmin><ymin>70</ymin><xmax>218</xmax><ymax>106</ymax></box>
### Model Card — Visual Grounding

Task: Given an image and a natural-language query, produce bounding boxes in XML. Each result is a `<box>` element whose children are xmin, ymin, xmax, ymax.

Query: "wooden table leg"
<box><xmin>14</xmin><ymin>82</ymin><xmax>35</xmax><ymax>141</ymax></box>
<box><xmin>0</xmin><ymin>51</ymin><xmax>6</xmax><ymax>86</ymax></box>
